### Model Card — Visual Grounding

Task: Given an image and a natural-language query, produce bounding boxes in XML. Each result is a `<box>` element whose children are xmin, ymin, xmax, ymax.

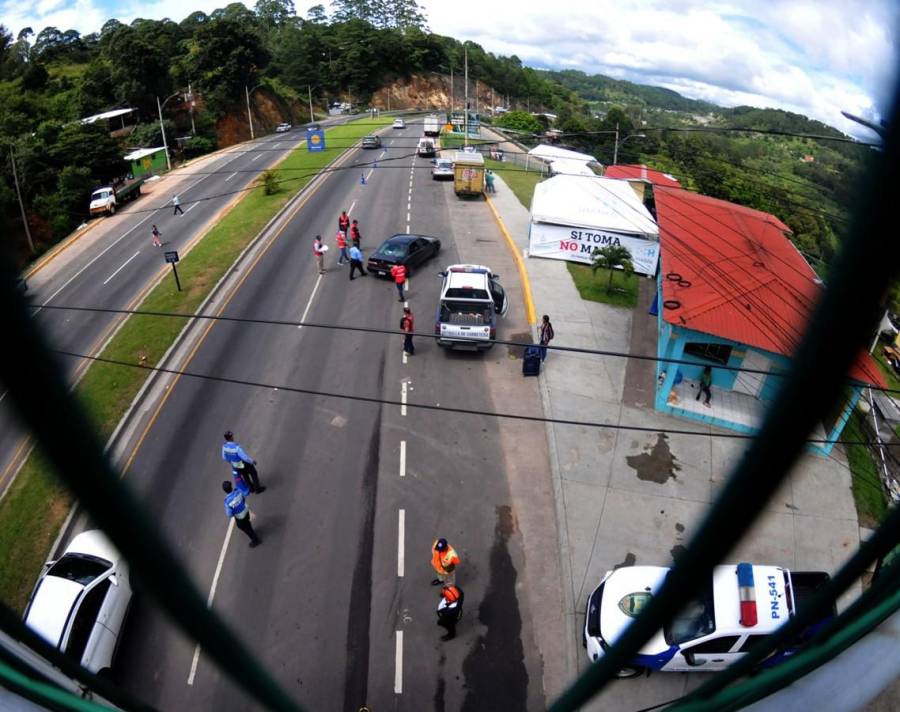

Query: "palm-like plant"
<box><xmin>591</xmin><ymin>245</ymin><xmax>634</xmax><ymax>293</ymax></box>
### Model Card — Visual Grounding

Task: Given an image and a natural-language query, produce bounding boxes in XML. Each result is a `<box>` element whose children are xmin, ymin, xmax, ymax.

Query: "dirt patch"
<box><xmin>626</xmin><ymin>433</ymin><xmax>681</xmax><ymax>484</ymax></box>
<box><xmin>505</xmin><ymin>331</ymin><xmax>534</xmax><ymax>360</ymax></box>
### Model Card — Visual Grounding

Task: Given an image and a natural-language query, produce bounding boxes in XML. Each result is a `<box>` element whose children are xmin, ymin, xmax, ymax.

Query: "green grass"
<box><xmin>484</xmin><ymin>157</ymin><xmax>544</xmax><ymax>209</ymax></box>
<box><xmin>0</xmin><ymin>116</ymin><xmax>389</xmax><ymax>614</ymax></box>
<box><xmin>566</xmin><ymin>262</ymin><xmax>639</xmax><ymax>308</ymax></box>
<box><xmin>872</xmin><ymin>347</ymin><xmax>900</xmax><ymax>392</ymax></box>
<box><xmin>843</xmin><ymin>409</ymin><xmax>888</xmax><ymax>529</ymax></box>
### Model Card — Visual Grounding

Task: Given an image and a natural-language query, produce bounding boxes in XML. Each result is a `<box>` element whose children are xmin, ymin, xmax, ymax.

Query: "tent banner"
<box><xmin>529</xmin><ymin>221</ymin><xmax>660</xmax><ymax>275</ymax></box>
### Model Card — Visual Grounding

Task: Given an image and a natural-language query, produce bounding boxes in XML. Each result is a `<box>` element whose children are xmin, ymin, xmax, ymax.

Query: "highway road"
<box><xmin>0</xmin><ymin>118</ymin><xmax>357</xmax><ymax>495</ymax></box>
<box><xmin>104</xmin><ymin>123</ymin><xmax>553</xmax><ymax>709</ymax></box>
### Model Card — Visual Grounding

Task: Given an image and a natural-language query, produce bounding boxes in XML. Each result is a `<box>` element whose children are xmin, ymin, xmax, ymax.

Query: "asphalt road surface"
<box><xmin>0</xmin><ymin>118</ymin><xmax>354</xmax><ymax>494</ymax></box>
<box><xmin>107</xmin><ymin>123</ymin><xmax>546</xmax><ymax>709</ymax></box>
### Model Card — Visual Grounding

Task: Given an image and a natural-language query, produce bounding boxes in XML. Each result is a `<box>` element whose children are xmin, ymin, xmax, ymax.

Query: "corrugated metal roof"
<box><xmin>80</xmin><ymin>108</ymin><xmax>136</xmax><ymax>124</ymax></box>
<box><xmin>123</xmin><ymin>146</ymin><xmax>165</xmax><ymax>161</ymax></box>
<box><xmin>656</xmin><ymin>187</ymin><xmax>885</xmax><ymax>388</ymax></box>
<box><xmin>604</xmin><ymin>164</ymin><xmax>682</xmax><ymax>188</ymax></box>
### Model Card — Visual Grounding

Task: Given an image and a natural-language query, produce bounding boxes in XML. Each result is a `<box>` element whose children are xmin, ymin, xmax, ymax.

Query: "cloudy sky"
<box><xmin>5</xmin><ymin>0</ymin><xmax>897</xmax><ymax>139</ymax></box>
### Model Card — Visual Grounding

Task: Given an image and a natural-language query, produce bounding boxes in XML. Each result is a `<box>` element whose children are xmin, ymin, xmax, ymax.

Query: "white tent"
<box><xmin>526</xmin><ymin>144</ymin><xmax>601</xmax><ymax>176</ymax></box>
<box><xmin>529</xmin><ymin>175</ymin><xmax>661</xmax><ymax>275</ymax></box>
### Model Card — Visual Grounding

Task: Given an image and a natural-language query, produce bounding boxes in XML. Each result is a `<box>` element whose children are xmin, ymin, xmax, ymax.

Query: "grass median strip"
<box><xmin>0</xmin><ymin>117</ymin><xmax>389</xmax><ymax>613</ymax></box>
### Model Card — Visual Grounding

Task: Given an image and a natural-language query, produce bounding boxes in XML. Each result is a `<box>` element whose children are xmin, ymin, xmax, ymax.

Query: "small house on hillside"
<box><xmin>653</xmin><ymin>188</ymin><xmax>885</xmax><ymax>455</ymax></box>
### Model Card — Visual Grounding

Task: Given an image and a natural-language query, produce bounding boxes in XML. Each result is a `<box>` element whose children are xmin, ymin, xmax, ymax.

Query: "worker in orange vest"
<box><xmin>436</xmin><ymin>584</ymin><xmax>465</xmax><ymax>640</ymax></box>
<box><xmin>338</xmin><ymin>210</ymin><xmax>350</xmax><ymax>235</ymax></box>
<box><xmin>390</xmin><ymin>263</ymin><xmax>407</xmax><ymax>302</ymax></box>
<box><xmin>336</xmin><ymin>230</ymin><xmax>349</xmax><ymax>265</ymax></box>
<box><xmin>431</xmin><ymin>538</ymin><xmax>460</xmax><ymax>586</ymax></box>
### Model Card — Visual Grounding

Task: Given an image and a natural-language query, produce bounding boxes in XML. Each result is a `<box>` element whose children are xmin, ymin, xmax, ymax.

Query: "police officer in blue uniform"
<box><xmin>223</xmin><ymin>481</ymin><xmax>260</xmax><ymax>547</ymax></box>
<box><xmin>222</xmin><ymin>431</ymin><xmax>265</xmax><ymax>493</ymax></box>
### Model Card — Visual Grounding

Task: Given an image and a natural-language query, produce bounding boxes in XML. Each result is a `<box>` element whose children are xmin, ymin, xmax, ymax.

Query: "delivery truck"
<box><xmin>89</xmin><ymin>176</ymin><xmax>145</xmax><ymax>216</ymax></box>
<box><xmin>423</xmin><ymin>114</ymin><xmax>441</xmax><ymax>137</ymax></box>
<box><xmin>453</xmin><ymin>151</ymin><xmax>485</xmax><ymax>197</ymax></box>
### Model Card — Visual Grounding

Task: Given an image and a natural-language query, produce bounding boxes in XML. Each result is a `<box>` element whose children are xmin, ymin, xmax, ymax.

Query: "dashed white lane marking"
<box><xmin>297</xmin><ymin>273</ymin><xmax>323</xmax><ymax>329</ymax></box>
<box><xmin>406</xmin><ymin>225</ymin><xmax>410</xmax><ymax>234</ymax></box>
<box><xmin>249</xmin><ymin>153</ymin><xmax>263</xmax><ymax>162</ymax></box>
<box><xmin>397</xmin><ymin>509</ymin><xmax>405</xmax><ymax>577</ymax></box>
<box><xmin>399</xmin><ymin>440</ymin><xmax>406</xmax><ymax>477</ymax></box>
<box><xmin>0</xmin><ymin>390</ymin><xmax>7</xmax><ymax>403</ymax></box>
<box><xmin>402</xmin><ymin>350</ymin><xmax>407</xmax><ymax>365</ymax></box>
<box><xmin>394</xmin><ymin>631</ymin><xmax>404</xmax><ymax>694</ymax></box>
<box><xmin>407</xmin><ymin>202</ymin><xmax>411</xmax><ymax>211</ymax></box>
<box><xmin>406</xmin><ymin>212</ymin><xmax>411</xmax><ymax>222</ymax></box>
<box><xmin>379</xmin><ymin>150</ymin><xmax>386</xmax><ymax>159</ymax></box>
<box><xmin>102</xmin><ymin>250</ymin><xmax>140</xmax><ymax>285</ymax></box>
<box><xmin>348</xmin><ymin>199</ymin><xmax>357</xmax><ymax>215</ymax></box>
<box><xmin>224</xmin><ymin>171</ymin><xmax>238</xmax><ymax>182</ymax></box>
<box><xmin>187</xmin><ymin>518</ymin><xmax>235</xmax><ymax>685</ymax></box>
<box><xmin>185</xmin><ymin>202</ymin><xmax>199</xmax><ymax>214</ymax></box>
<box><xmin>365</xmin><ymin>168</ymin><xmax>375</xmax><ymax>181</ymax></box>
<box><xmin>401</xmin><ymin>381</ymin><xmax>407</xmax><ymax>416</ymax></box>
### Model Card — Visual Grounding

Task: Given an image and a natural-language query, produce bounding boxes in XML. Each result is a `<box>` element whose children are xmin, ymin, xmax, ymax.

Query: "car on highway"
<box><xmin>435</xmin><ymin>264</ymin><xmax>508</xmax><ymax>350</ymax></box>
<box><xmin>392</xmin><ymin>118</ymin><xmax>406</xmax><ymax>129</ymax></box>
<box><xmin>367</xmin><ymin>234</ymin><xmax>441</xmax><ymax>277</ymax></box>
<box><xmin>24</xmin><ymin>530</ymin><xmax>133</xmax><ymax>674</ymax></box>
<box><xmin>275</xmin><ymin>122</ymin><xmax>291</xmax><ymax>133</ymax></box>
<box><xmin>361</xmin><ymin>135</ymin><xmax>382</xmax><ymax>149</ymax></box>
<box><xmin>431</xmin><ymin>157</ymin><xmax>454</xmax><ymax>180</ymax></box>
<box><xmin>583</xmin><ymin>563</ymin><xmax>833</xmax><ymax>678</ymax></box>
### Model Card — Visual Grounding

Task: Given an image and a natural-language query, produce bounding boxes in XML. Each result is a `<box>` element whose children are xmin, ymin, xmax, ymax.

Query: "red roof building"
<box><xmin>652</xmin><ymin>187</ymin><xmax>884</xmax><ymax>454</ymax></box>
<box><xmin>604</xmin><ymin>164</ymin><xmax>682</xmax><ymax>188</ymax></box>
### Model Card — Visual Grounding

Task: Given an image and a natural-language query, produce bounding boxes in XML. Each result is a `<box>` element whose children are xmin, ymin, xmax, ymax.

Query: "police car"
<box><xmin>435</xmin><ymin>264</ymin><xmax>508</xmax><ymax>350</ymax></box>
<box><xmin>583</xmin><ymin>563</ymin><xmax>832</xmax><ymax>677</ymax></box>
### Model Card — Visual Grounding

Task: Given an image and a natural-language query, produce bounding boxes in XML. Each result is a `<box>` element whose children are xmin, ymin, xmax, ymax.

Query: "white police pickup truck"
<box><xmin>583</xmin><ymin>563</ymin><xmax>832</xmax><ymax>677</ymax></box>
<box><xmin>435</xmin><ymin>264</ymin><xmax>508</xmax><ymax>350</ymax></box>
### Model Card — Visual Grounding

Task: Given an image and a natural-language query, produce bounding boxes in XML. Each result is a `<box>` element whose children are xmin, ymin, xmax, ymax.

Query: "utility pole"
<box><xmin>9</xmin><ymin>146</ymin><xmax>34</xmax><ymax>254</ymax></box>
<box><xmin>245</xmin><ymin>85</ymin><xmax>255</xmax><ymax>140</ymax></box>
<box><xmin>156</xmin><ymin>95</ymin><xmax>172</xmax><ymax>171</ymax></box>
<box><xmin>475</xmin><ymin>78</ymin><xmax>479</xmax><ymax>117</ymax></box>
<box><xmin>450</xmin><ymin>64</ymin><xmax>454</xmax><ymax>113</ymax></box>
<box><xmin>307</xmin><ymin>85</ymin><xmax>315</xmax><ymax>123</ymax></box>
<box><xmin>188</xmin><ymin>82</ymin><xmax>196</xmax><ymax>136</ymax></box>
<box><xmin>464</xmin><ymin>47</ymin><xmax>469</xmax><ymax>147</ymax></box>
<box><xmin>613</xmin><ymin>122</ymin><xmax>620</xmax><ymax>165</ymax></box>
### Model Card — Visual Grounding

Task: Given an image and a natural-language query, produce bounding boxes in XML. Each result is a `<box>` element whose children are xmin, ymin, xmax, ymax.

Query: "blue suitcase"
<box><xmin>522</xmin><ymin>346</ymin><xmax>542</xmax><ymax>376</ymax></box>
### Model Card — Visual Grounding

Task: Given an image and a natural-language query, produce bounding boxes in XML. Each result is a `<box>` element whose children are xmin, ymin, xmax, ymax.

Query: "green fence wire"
<box><xmin>0</xmin><ymin>83</ymin><xmax>898</xmax><ymax>712</ymax></box>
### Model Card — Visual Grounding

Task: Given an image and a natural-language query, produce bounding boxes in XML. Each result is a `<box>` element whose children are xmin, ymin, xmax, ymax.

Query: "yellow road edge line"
<box><xmin>486</xmin><ymin>194</ymin><xmax>537</xmax><ymax>326</ymax></box>
<box><xmin>120</xmin><ymin>144</ymin><xmax>361</xmax><ymax>477</ymax></box>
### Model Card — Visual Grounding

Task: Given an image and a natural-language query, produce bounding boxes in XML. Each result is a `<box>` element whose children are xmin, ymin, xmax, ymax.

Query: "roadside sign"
<box><xmin>307</xmin><ymin>128</ymin><xmax>326</xmax><ymax>152</ymax></box>
<box><xmin>164</xmin><ymin>250</ymin><xmax>179</xmax><ymax>264</ymax></box>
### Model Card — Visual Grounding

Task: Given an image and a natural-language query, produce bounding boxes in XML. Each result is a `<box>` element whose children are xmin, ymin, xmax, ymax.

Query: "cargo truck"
<box><xmin>423</xmin><ymin>114</ymin><xmax>441</xmax><ymax>137</ymax></box>
<box><xmin>89</xmin><ymin>176</ymin><xmax>145</xmax><ymax>216</ymax></box>
<box><xmin>453</xmin><ymin>151</ymin><xmax>485</xmax><ymax>197</ymax></box>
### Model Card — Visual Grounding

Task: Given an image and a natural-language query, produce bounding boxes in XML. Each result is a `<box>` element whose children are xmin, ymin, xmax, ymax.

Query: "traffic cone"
<box><xmin>373</xmin><ymin>160</ymin><xmax>377</xmax><ymax>168</ymax></box>
<box><xmin>360</xmin><ymin>172</ymin><xmax>366</xmax><ymax>185</ymax></box>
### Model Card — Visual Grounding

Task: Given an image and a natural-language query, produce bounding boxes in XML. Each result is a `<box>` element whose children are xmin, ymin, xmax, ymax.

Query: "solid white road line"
<box><xmin>401</xmin><ymin>381</ymin><xmax>407</xmax><ymax>416</ymax></box>
<box><xmin>398</xmin><ymin>509</ymin><xmax>405</xmax><ymax>577</ymax></box>
<box><xmin>224</xmin><ymin>171</ymin><xmax>238</xmax><ymax>182</ymax></box>
<box><xmin>102</xmin><ymin>251</ymin><xmax>141</xmax><ymax>285</ymax></box>
<box><xmin>394</xmin><ymin>631</ymin><xmax>404</xmax><ymax>694</ymax></box>
<box><xmin>187</xmin><ymin>519</ymin><xmax>235</xmax><ymax>685</ymax></box>
<box><xmin>399</xmin><ymin>440</ymin><xmax>406</xmax><ymax>477</ymax></box>
<box><xmin>297</xmin><ymin>273</ymin><xmax>323</xmax><ymax>329</ymax></box>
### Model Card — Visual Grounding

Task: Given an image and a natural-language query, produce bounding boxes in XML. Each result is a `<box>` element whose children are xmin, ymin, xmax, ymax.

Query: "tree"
<box><xmin>494</xmin><ymin>110</ymin><xmax>541</xmax><ymax>134</ymax></box>
<box><xmin>387</xmin><ymin>0</ymin><xmax>427</xmax><ymax>29</ymax></box>
<box><xmin>256</xmin><ymin>0</ymin><xmax>296</xmax><ymax>30</ymax></box>
<box><xmin>591</xmin><ymin>245</ymin><xmax>633</xmax><ymax>293</ymax></box>
<box><xmin>331</xmin><ymin>0</ymin><xmax>385</xmax><ymax>26</ymax></box>
<box><xmin>307</xmin><ymin>4</ymin><xmax>328</xmax><ymax>22</ymax></box>
<box><xmin>20</xmin><ymin>62</ymin><xmax>49</xmax><ymax>90</ymax></box>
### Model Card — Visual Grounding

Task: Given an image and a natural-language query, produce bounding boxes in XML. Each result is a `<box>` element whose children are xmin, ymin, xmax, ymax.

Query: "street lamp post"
<box><xmin>245</xmin><ymin>84</ymin><xmax>262</xmax><ymax>140</ymax></box>
<box><xmin>613</xmin><ymin>123</ymin><xmax>647</xmax><ymax>165</ymax></box>
<box><xmin>156</xmin><ymin>91</ymin><xmax>182</xmax><ymax>171</ymax></box>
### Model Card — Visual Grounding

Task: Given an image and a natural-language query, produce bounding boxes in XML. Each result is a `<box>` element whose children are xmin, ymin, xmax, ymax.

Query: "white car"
<box><xmin>275</xmin><ymin>122</ymin><xmax>291</xmax><ymax>133</ymax></box>
<box><xmin>392</xmin><ymin>118</ymin><xmax>406</xmax><ymax>129</ymax></box>
<box><xmin>431</xmin><ymin>158</ymin><xmax>454</xmax><ymax>180</ymax></box>
<box><xmin>24</xmin><ymin>530</ymin><xmax>132</xmax><ymax>674</ymax></box>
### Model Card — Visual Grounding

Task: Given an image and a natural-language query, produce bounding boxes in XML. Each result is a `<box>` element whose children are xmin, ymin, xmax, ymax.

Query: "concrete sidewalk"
<box><xmin>488</xmin><ymin>173</ymin><xmax>868</xmax><ymax>710</ymax></box>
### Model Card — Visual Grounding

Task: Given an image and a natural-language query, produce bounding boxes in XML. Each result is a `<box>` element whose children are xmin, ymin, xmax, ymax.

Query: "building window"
<box><xmin>684</xmin><ymin>342</ymin><xmax>733</xmax><ymax>365</ymax></box>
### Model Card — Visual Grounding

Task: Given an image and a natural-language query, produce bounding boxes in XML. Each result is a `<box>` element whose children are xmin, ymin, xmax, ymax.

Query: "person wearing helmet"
<box><xmin>431</xmin><ymin>538</ymin><xmax>460</xmax><ymax>586</ymax></box>
<box><xmin>436</xmin><ymin>584</ymin><xmax>465</xmax><ymax>641</ymax></box>
<box><xmin>221</xmin><ymin>431</ymin><xmax>265</xmax><ymax>494</ymax></box>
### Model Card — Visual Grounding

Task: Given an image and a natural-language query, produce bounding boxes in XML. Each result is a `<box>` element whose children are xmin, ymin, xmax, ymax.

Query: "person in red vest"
<box><xmin>436</xmin><ymin>584</ymin><xmax>465</xmax><ymax>641</ymax></box>
<box><xmin>400</xmin><ymin>306</ymin><xmax>414</xmax><ymax>356</ymax></box>
<box><xmin>338</xmin><ymin>210</ymin><xmax>350</xmax><ymax>235</ymax></box>
<box><xmin>431</xmin><ymin>538</ymin><xmax>460</xmax><ymax>586</ymax></box>
<box><xmin>390</xmin><ymin>263</ymin><xmax>407</xmax><ymax>302</ymax></box>
<box><xmin>336</xmin><ymin>230</ymin><xmax>349</xmax><ymax>265</ymax></box>
<box><xmin>350</xmin><ymin>219</ymin><xmax>362</xmax><ymax>247</ymax></box>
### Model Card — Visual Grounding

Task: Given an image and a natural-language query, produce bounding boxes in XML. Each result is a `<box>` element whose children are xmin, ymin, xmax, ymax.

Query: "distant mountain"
<box><xmin>539</xmin><ymin>69</ymin><xmax>720</xmax><ymax>113</ymax></box>
<box><xmin>717</xmin><ymin>106</ymin><xmax>850</xmax><ymax>139</ymax></box>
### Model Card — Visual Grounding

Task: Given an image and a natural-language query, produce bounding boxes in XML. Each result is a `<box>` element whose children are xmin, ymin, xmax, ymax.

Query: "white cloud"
<box><xmin>422</xmin><ymin>0</ymin><xmax>898</xmax><ymax>138</ymax></box>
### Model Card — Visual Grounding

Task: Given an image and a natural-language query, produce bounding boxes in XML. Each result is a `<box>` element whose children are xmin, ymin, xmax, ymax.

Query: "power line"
<box><xmin>34</xmin><ymin>304</ymin><xmax>897</xmax><ymax>394</ymax></box>
<box><xmin>47</xmin><ymin>346</ymin><xmax>895</xmax><ymax>448</ymax></box>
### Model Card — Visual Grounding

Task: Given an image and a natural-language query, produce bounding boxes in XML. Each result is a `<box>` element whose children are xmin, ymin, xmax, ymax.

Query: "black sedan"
<box><xmin>367</xmin><ymin>234</ymin><xmax>441</xmax><ymax>277</ymax></box>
